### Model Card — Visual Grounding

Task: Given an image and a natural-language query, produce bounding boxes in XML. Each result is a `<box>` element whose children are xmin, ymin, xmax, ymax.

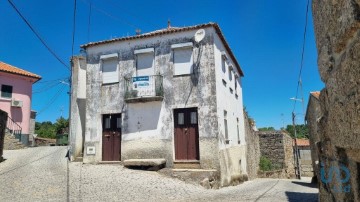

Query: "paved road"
<box><xmin>0</xmin><ymin>147</ymin><xmax>318</xmax><ymax>202</ymax></box>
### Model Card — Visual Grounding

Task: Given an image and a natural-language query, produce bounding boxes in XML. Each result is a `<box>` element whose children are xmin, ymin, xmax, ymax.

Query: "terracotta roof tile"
<box><xmin>310</xmin><ymin>91</ymin><xmax>320</xmax><ymax>99</ymax></box>
<box><xmin>81</xmin><ymin>22</ymin><xmax>244</xmax><ymax>76</ymax></box>
<box><xmin>0</xmin><ymin>61</ymin><xmax>41</xmax><ymax>81</ymax></box>
<box><xmin>294</xmin><ymin>139</ymin><xmax>310</xmax><ymax>146</ymax></box>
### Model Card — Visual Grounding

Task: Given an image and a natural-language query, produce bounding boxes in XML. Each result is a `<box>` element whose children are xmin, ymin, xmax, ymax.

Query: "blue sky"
<box><xmin>0</xmin><ymin>0</ymin><xmax>324</xmax><ymax>128</ymax></box>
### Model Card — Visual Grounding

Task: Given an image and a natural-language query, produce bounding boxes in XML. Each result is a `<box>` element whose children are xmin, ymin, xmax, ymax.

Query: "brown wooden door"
<box><xmin>102</xmin><ymin>114</ymin><xmax>121</xmax><ymax>161</ymax></box>
<box><xmin>174</xmin><ymin>108</ymin><xmax>199</xmax><ymax>160</ymax></box>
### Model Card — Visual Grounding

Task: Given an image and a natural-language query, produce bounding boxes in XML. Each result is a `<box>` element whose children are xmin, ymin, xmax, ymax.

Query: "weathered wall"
<box><xmin>299</xmin><ymin>146</ymin><xmax>313</xmax><ymax>177</ymax></box>
<box><xmin>258</xmin><ymin>131</ymin><xmax>295</xmax><ymax>178</ymax></box>
<box><xmin>244</xmin><ymin>111</ymin><xmax>260</xmax><ymax>180</ymax></box>
<box><xmin>82</xmin><ymin>27</ymin><xmax>220</xmax><ymax>168</ymax></box>
<box><xmin>213</xmin><ymin>28</ymin><xmax>247</xmax><ymax>187</ymax></box>
<box><xmin>69</xmin><ymin>56</ymin><xmax>86</xmax><ymax>161</ymax></box>
<box><xmin>312</xmin><ymin>0</ymin><xmax>360</xmax><ymax>201</ymax></box>
<box><xmin>305</xmin><ymin>94</ymin><xmax>321</xmax><ymax>181</ymax></box>
<box><xmin>0</xmin><ymin>110</ymin><xmax>7</xmax><ymax>162</ymax></box>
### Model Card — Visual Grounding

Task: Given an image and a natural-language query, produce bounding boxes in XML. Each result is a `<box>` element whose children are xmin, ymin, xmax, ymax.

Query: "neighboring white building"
<box><xmin>70</xmin><ymin>22</ymin><xmax>247</xmax><ymax>186</ymax></box>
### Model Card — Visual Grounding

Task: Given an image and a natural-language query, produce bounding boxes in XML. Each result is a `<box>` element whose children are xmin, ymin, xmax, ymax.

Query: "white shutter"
<box><xmin>136</xmin><ymin>53</ymin><xmax>154</xmax><ymax>76</ymax></box>
<box><xmin>102</xmin><ymin>58</ymin><xmax>119</xmax><ymax>84</ymax></box>
<box><xmin>174</xmin><ymin>48</ymin><xmax>193</xmax><ymax>75</ymax></box>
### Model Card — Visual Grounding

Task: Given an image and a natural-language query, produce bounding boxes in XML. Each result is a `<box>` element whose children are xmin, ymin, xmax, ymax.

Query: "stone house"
<box><xmin>0</xmin><ymin>62</ymin><xmax>41</xmax><ymax>145</ymax></box>
<box><xmin>69</xmin><ymin>23</ymin><xmax>248</xmax><ymax>186</ymax></box>
<box><xmin>305</xmin><ymin>91</ymin><xmax>321</xmax><ymax>181</ymax></box>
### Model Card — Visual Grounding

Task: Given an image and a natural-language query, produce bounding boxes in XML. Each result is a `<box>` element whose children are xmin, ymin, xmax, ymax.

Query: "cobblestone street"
<box><xmin>0</xmin><ymin>147</ymin><xmax>318</xmax><ymax>202</ymax></box>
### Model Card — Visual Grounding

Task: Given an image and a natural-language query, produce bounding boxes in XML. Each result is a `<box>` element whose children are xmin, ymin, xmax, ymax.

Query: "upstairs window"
<box><xmin>221</xmin><ymin>51</ymin><xmax>227</xmax><ymax>74</ymax></box>
<box><xmin>1</xmin><ymin>85</ymin><xmax>12</xmax><ymax>99</ymax></box>
<box><xmin>172</xmin><ymin>42</ymin><xmax>193</xmax><ymax>76</ymax></box>
<box><xmin>228</xmin><ymin>65</ymin><xmax>233</xmax><ymax>81</ymax></box>
<box><xmin>135</xmin><ymin>48</ymin><xmax>154</xmax><ymax>76</ymax></box>
<box><xmin>101</xmin><ymin>53</ymin><xmax>119</xmax><ymax>84</ymax></box>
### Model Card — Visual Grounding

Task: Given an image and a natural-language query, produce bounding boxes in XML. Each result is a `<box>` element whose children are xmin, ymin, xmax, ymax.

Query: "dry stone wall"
<box><xmin>257</xmin><ymin>131</ymin><xmax>295</xmax><ymax>178</ymax></box>
<box><xmin>312</xmin><ymin>0</ymin><xmax>360</xmax><ymax>201</ymax></box>
<box><xmin>244</xmin><ymin>111</ymin><xmax>260</xmax><ymax>180</ymax></box>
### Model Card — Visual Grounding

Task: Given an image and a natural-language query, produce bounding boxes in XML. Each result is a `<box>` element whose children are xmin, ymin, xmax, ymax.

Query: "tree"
<box><xmin>54</xmin><ymin>117</ymin><xmax>69</xmax><ymax>134</ymax></box>
<box><xmin>258</xmin><ymin>127</ymin><xmax>276</xmax><ymax>131</ymax></box>
<box><xmin>34</xmin><ymin>117</ymin><xmax>69</xmax><ymax>139</ymax></box>
<box><xmin>285</xmin><ymin>124</ymin><xmax>309</xmax><ymax>139</ymax></box>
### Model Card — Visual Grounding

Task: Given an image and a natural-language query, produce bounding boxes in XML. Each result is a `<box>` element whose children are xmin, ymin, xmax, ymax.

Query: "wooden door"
<box><xmin>102</xmin><ymin>114</ymin><xmax>121</xmax><ymax>161</ymax></box>
<box><xmin>174</xmin><ymin>108</ymin><xmax>199</xmax><ymax>160</ymax></box>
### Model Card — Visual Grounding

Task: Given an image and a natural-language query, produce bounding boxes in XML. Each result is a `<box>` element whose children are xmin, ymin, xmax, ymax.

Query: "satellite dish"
<box><xmin>194</xmin><ymin>29</ymin><xmax>205</xmax><ymax>43</ymax></box>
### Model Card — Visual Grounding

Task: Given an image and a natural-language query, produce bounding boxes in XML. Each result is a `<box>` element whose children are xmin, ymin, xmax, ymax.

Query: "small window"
<box><xmin>228</xmin><ymin>66</ymin><xmax>233</xmax><ymax>81</ymax></box>
<box><xmin>102</xmin><ymin>58</ymin><xmax>119</xmax><ymax>84</ymax></box>
<box><xmin>222</xmin><ymin>79</ymin><xmax>227</xmax><ymax>87</ymax></box>
<box><xmin>105</xmin><ymin>117</ymin><xmax>111</xmax><ymax>129</ymax></box>
<box><xmin>190</xmin><ymin>112</ymin><xmax>197</xmax><ymax>124</ymax></box>
<box><xmin>136</xmin><ymin>53</ymin><xmax>154</xmax><ymax>76</ymax></box>
<box><xmin>178</xmin><ymin>113</ymin><xmax>184</xmax><ymax>125</ymax></box>
<box><xmin>221</xmin><ymin>56</ymin><xmax>226</xmax><ymax>73</ymax></box>
<box><xmin>237</xmin><ymin>118</ymin><xmax>240</xmax><ymax>144</ymax></box>
<box><xmin>230</xmin><ymin>88</ymin><xmax>233</xmax><ymax>94</ymax></box>
<box><xmin>224</xmin><ymin>110</ymin><xmax>228</xmax><ymax>143</ymax></box>
<box><xmin>174</xmin><ymin>48</ymin><xmax>193</xmax><ymax>75</ymax></box>
<box><xmin>117</xmin><ymin>117</ymin><xmax>122</xmax><ymax>128</ymax></box>
<box><xmin>1</xmin><ymin>85</ymin><xmax>12</xmax><ymax>98</ymax></box>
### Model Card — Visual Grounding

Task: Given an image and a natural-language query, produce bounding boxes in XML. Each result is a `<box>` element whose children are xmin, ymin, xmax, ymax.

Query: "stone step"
<box><xmin>173</xmin><ymin>160</ymin><xmax>201</xmax><ymax>169</ymax></box>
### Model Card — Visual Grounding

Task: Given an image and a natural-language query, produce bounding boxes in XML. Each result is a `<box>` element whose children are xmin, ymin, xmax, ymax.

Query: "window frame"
<box><xmin>1</xmin><ymin>85</ymin><xmax>13</xmax><ymax>99</ymax></box>
<box><xmin>172</xmin><ymin>42</ymin><xmax>194</xmax><ymax>76</ymax></box>
<box><xmin>100</xmin><ymin>53</ymin><xmax>119</xmax><ymax>84</ymax></box>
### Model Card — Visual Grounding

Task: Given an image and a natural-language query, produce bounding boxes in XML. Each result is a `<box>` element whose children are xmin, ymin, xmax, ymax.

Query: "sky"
<box><xmin>0</xmin><ymin>0</ymin><xmax>324</xmax><ymax>129</ymax></box>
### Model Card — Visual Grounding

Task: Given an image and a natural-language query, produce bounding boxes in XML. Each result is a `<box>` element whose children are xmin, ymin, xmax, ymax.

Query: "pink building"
<box><xmin>0</xmin><ymin>61</ymin><xmax>41</xmax><ymax>140</ymax></box>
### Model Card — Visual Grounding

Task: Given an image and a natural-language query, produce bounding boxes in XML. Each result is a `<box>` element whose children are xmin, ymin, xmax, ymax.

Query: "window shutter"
<box><xmin>174</xmin><ymin>48</ymin><xmax>193</xmax><ymax>75</ymax></box>
<box><xmin>136</xmin><ymin>53</ymin><xmax>154</xmax><ymax>76</ymax></box>
<box><xmin>102</xmin><ymin>58</ymin><xmax>119</xmax><ymax>84</ymax></box>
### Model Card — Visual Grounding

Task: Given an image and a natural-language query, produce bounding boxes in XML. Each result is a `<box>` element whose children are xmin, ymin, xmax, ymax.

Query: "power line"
<box><xmin>80</xmin><ymin>0</ymin><xmax>138</xmax><ymax>29</ymax></box>
<box><xmin>71</xmin><ymin>0</ymin><xmax>77</xmax><ymax>58</ymax></box>
<box><xmin>33</xmin><ymin>82</ymin><xmax>61</xmax><ymax>94</ymax></box>
<box><xmin>292</xmin><ymin>0</ymin><xmax>310</xmax><ymax>114</ymax></box>
<box><xmin>7</xmin><ymin>0</ymin><xmax>70</xmax><ymax>71</ymax></box>
<box><xmin>37</xmin><ymin>85</ymin><xmax>66</xmax><ymax>116</ymax></box>
<box><xmin>104</xmin><ymin>0</ymin><xmax>158</xmax><ymax>28</ymax></box>
<box><xmin>87</xmin><ymin>0</ymin><xmax>92</xmax><ymax>42</ymax></box>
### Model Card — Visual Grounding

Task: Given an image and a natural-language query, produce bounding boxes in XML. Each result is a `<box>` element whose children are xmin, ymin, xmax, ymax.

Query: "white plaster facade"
<box><xmin>70</xmin><ymin>23</ymin><xmax>247</xmax><ymax>186</ymax></box>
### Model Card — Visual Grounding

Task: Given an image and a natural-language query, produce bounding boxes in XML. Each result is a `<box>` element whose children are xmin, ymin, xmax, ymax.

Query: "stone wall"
<box><xmin>305</xmin><ymin>93</ymin><xmax>321</xmax><ymax>181</ymax></box>
<box><xmin>0</xmin><ymin>110</ymin><xmax>7</xmax><ymax>162</ymax></box>
<box><xmin>257</xmin><ymin>131</ymin><xmax>295</xmax><ymax>178</ymax></box>
<box><xmin>244</xmin><ymin>110</ymin><xmax>260</xmax><ymax>180</ymax></box>
<box><xmin>312</xmin><ymin>1</ymin><xmax>360</xmax><ymax>201</ymax></box>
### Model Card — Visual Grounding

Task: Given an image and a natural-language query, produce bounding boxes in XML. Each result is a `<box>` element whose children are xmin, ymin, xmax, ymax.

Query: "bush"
<box><xmin>259</xmin><ymin>156</ymin><xmax>273</xmax><ymax>171</ymax></box>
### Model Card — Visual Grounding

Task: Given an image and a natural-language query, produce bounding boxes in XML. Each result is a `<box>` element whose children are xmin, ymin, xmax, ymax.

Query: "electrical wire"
<box><xmin>37</xmin><ymin>85</ymin><xmax>66</xmax><ymax>116</ymax></box>
<box><xmin>104</xmin><ymin>0</ymin><xmax>158</xmax><ymax>28</ymax></box>
<box><xmin>292</xmin><ymin>0</ymin><xmax>310</xmax><ymax>114</ymax></box>
<box><xmin>7</xmin><ymin>0</ymin><xmax>70</xmax><ymax>71</ymax></box>
<box><xmin>71</xmin><ymin>0</ymin><xmax>77</xmax><ymax>58</ymax></box>
<box><xmin>33</xmin><ymin>82</ymin><xmax>61</xmax><ymax>94</ymax></box>
<box><xmin>80</xmin><ymin>0</ymin><xmax>138</xmax><ymax>29</ymax></box>
<box><xmin>87</xmin><ymin>0</ymin><xmax>92</xmax><ymax>42</ymax></box>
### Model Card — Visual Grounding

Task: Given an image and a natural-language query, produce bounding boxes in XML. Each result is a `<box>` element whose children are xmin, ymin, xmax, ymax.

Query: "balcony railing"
<box><xmin>124</xmin><ymin>75</ymin><xmax>163</xmax><ymax>102</ymax></box>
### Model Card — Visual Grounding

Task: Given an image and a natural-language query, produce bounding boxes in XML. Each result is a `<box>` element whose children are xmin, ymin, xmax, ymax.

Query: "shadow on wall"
<box><xmin>10</xmin><ymin>107</ymin><xmax>22</xmax><ymax>122</ymax></box>
<box><xmin>285</xmin><ymin>191</ymin><xmax>318</xmax><ymax>202</ymax></box>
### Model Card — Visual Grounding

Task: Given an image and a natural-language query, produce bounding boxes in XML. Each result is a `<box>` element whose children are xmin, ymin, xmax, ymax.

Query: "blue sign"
<box><xmin>132</xmin><ymin>76</ymin><xmax>149</xmax><ymax>82</ymax></box>
<box><xmin>320</xmin><ymin>162</ymin><xmax>351</xmax><ymax>193</ymax></box>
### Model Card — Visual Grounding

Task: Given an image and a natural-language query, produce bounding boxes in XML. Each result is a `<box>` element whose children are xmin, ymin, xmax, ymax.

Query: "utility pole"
<box><xmin>292</xmin><ymin>112</ymin><xmax>301</xmax><ymax>179</ymax></box>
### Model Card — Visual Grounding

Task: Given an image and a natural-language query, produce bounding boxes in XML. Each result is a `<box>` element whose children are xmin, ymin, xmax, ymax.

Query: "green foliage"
<box><xmin>259</xmin><ymin>156</ymin><xmax>272</xmax><ymax>171</ymax></box>
<box><xmin>285</xmin><ymin>124</ymin><xmax>309</xmax><ymax>139</ymax></box>
<box><xmin>35</xmin><ymin>117</ymin><xmax>69</xmax><ymax>139</ymax></box>
<box><xmin>258</xmin><ymin>127</ymin><xmax>276</xmax><ymax>131</ymax></box>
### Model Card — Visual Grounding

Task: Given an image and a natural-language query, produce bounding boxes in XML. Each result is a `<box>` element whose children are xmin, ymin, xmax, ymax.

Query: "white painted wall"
<box><xmin>213</xmin><ymin>32</ymin><xmax>247</xmax><ymax>180</ymax></box>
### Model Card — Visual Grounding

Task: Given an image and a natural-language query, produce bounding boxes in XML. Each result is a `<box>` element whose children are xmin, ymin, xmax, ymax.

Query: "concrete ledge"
<box><xmin>99</xmin><ymin>161</ymin><xmax>122</xmax><ymax>164</ymax></box>
<box><xmin>123</xmin><ymin>158</ymin><xmax>166</xmax><ymax>167</ymax></box>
